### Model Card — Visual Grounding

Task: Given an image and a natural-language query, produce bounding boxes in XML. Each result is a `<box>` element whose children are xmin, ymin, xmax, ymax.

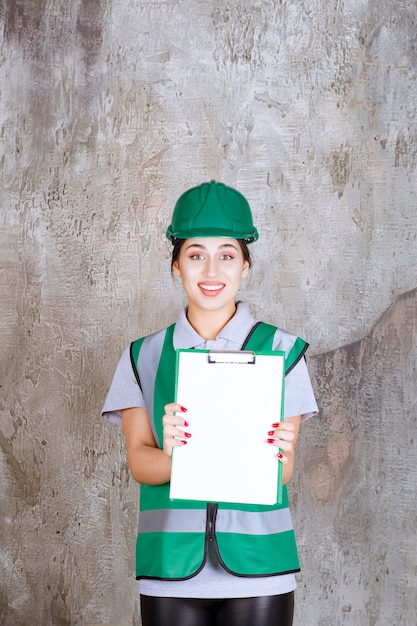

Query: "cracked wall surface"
<box><xmin>1</xmin><ymin>1</ymin><xmax>416</xmax><ymax>624</ymax></box>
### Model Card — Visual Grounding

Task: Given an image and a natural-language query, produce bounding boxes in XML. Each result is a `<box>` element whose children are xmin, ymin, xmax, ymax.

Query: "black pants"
<box><xmin>140</xmin><ymin>592</ymin><xmax>294</xmax><ymax>626</ymax></box>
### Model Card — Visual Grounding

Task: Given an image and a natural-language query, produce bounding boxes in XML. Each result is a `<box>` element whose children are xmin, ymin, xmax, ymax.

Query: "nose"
<box><xmin>205</xmin><ymin>256</ymin><xmax>218</xmax><ymax>277</ymax></box>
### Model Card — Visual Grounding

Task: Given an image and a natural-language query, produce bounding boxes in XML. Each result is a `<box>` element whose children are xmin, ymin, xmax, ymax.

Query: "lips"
<box><xmin>198</xmin><ymin>282</ymin><xmax>225</xmax><ymax>295</ymax></box>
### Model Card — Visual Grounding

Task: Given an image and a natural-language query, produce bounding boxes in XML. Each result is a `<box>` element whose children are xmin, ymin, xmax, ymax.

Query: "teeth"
<box><xmin>200</xmin><ymin>284</ymin><xmax>223</xmax><ymax>291</ymax></box>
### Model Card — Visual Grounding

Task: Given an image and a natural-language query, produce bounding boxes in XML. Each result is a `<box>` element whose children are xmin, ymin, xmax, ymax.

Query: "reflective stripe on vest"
<box><xmin>131</xmin><ymin>321</ymin><xmax>308</xmax><ymax>580</ymax></box>
<box><xmin>139</xmin><ymin>505</ymin><xmax>295</xmax><ymax>534</ymax></box>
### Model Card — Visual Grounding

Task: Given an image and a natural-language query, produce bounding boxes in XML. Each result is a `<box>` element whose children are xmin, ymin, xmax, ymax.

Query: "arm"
<box><xmin>121</xmin><ymin>403</ymin><xmax>190</xmax><ymax>486</ymax></box>
<box><xmin>267</xmin><ymin>414</ymin><xmax>301</xmax><ymax>486</ymax></box>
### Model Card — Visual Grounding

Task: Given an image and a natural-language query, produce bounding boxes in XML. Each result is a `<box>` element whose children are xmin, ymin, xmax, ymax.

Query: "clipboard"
<box><xmin>169</xmin><ymin>349</ymin><xmax>285</xmax><ymax>506</ymax></box>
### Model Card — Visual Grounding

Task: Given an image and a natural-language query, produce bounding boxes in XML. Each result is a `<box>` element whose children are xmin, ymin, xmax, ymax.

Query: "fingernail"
<box><xmin>184</xmin><ymin>420</ymin><xmax>189</xmax><ymax>427</ymax></box>
<box><xmin>277</xmin><ymin>453</ymin><xmax>283</xmax><ymax>459</ymax></box>
<box><xmin>267</xmin><ymin>438</ymin><xmax>275</xmax><ymax>444</ymax></box>
<box><xmin>181</xmin><ymin>440</ymin><xmax>187</xmax><ymax>445</ymax></box>
<box><xmin>180</xmin><ymin>406</ymin><xmax>188</xmax><ymax>412</ymax></box>
<box><xmin>268</xmin><ymin>430</ymin><xmax>275</xmax><ymax>436</ymax></box>
<box><xmin>184</xmin><ymin>432</ymin><xmax>192</xmax><ymax>438</ymax></box>
<box><xmin>272</xmin><ymin>423</ymin><xmax>280</xmax><ymax>428</ymax></box>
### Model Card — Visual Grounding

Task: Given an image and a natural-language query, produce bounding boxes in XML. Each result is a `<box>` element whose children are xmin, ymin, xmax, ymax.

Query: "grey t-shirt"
<box><xmin>102</xmin><ymin>302</ymin><xmax>318</xmax><ymax>598</ymax></box>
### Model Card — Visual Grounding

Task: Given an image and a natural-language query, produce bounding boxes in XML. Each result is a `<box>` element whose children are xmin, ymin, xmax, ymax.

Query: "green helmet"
<box><xmin>166</xmin><ymin>180</ymin><xmax>259</xmax><ymax>243</ymax></box>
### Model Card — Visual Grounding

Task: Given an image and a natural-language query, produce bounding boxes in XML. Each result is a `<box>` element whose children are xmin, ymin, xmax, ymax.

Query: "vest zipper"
<box><xmin>206</xmin><ymin>502</ymin><xmax>219</xmax><ymax>543</ymax></box>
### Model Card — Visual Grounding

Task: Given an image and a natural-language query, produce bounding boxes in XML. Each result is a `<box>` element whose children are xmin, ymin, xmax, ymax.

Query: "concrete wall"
<box><xmin>1</xmin><ymin>1</ymin><xmax>416</xmax><ymax>624</ymax></box>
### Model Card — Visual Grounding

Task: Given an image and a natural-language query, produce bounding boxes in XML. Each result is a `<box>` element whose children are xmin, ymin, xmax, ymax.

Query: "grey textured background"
<box><xmin>1</xmin><ymin>1</ymin><xmax>416</xmax><ymax>624</ymax></box>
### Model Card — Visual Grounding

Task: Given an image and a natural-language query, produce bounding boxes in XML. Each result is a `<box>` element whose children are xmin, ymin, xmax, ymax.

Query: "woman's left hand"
<box><xmin>267</xmin><ymin>421</ymin><xmax>296</xmax><ymax>464</ymax></box>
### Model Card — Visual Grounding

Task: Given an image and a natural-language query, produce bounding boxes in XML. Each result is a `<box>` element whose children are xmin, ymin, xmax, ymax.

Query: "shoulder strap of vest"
<box><xmin>130</xmin><ymin>336</ymin><xmax>146</xmax><ymax>391</ymax></box>
<box><xmin>242</xmin><ymin>321</ymin><xmax>308</xmax><ymax>376</ymax></box>
<box><xmin>240</xmin><ymin>321</ymin><xmax>262</xmax><ymax>349</ymax></box>
<box><xmin>129</xmin><ymin>324</ymin><xmax>177</xmax><ymax>393</ymax></box>
<box><xmin>240</xmin><ymin>321</ymin><xmax>276</xmax><ymax>350</ymax></box>
<box><xmin>286</xmin><ymin>336</ymin><xmax>309</xmax><ymax>375</ymax></box>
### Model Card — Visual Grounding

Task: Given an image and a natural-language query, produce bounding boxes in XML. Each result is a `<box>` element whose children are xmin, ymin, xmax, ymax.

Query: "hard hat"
<box><xmin>166</xmin><ymin>180</ymin><xmax>259</xmax><ymax>243</ymax></box>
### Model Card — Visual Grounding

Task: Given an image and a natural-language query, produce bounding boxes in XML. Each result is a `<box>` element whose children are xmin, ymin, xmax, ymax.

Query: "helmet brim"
<box><xmin>166</xmin><ymin>226</ymin><xmax>259</xmax><ymax>244</ymax></box>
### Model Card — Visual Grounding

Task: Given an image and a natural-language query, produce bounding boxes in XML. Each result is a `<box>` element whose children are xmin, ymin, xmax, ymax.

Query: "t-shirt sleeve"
<box><xmin>101</xmin><ymin>346</ymin><xmax>146</xmax><ymax>426</ymax></box>
<box><xmin>284</xmin><ymin>357</ymin><xmax>318</xmax><ymax>421</ymax></box>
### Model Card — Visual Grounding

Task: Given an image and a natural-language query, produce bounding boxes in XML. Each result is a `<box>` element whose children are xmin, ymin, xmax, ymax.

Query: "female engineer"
<box><xmin>102</xmin><ymin>180</ymin><xmax>318</xmax><ymax>626</ymax></box>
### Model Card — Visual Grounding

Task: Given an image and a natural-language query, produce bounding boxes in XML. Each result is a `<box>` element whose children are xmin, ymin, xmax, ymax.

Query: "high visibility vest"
<box><xmin>130</xmin><ymin>321</ymin><xmax>308</xmax><ymax>580</ymax></box>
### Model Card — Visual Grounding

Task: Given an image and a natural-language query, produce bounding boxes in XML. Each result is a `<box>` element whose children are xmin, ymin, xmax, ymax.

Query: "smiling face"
<box><xmin>172</xmin><ymin>238</ymin><xmax>250</xmax><ymax>324</ymax></box>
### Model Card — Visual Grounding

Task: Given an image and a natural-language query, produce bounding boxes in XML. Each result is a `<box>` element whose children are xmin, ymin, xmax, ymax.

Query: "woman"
<box><xmin>102</xmin><ymin>180</ymin><xmax>318</xmax><ymax>626</ymax></box>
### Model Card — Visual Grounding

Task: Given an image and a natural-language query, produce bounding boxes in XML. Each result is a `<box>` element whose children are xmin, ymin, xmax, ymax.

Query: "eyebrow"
<box><xmin>184</xmin><ymin>243</ymin><xmax>239</xmax><ymax>251</ymax></box>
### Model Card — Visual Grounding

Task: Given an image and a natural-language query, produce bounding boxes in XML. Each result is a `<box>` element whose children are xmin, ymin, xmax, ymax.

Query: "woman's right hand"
<box><xmin>162</xmin><ymin>403</ymin><xmax>191</xmax><ymax>456</ymax></box>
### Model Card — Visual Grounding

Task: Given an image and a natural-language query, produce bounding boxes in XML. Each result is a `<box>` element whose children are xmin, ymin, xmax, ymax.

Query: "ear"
<box><xmin>241</xmin><ymin>261</ymin><xmax>249</xmax><ymax>279</ymax></box>
<box><xmin>172</xmin><ymin>261</ymin><xmax>181</xmax><ymax>278</ymax></box>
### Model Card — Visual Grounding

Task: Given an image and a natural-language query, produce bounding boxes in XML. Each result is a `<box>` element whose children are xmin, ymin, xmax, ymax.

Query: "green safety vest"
<box><xmin>130</xmin><ymin>321</ymin><xmax>308</xmax><ymax>580</ymax></box>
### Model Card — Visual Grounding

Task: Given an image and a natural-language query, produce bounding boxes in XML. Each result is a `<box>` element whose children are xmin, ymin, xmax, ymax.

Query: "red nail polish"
<box><xmin>268</xmin><ymin>430</ymin><xmax>275</xmax><ymax>436</ymax></box>
<box><xmin>272</xmin><ymin>423</ymin><xmax>280</xmax><ymax>428</ymax></box>
<box><xmin>180</xmin><ymin>406</ymin><xmax>188</xmax><ymax>412</ymax></box>
<box><xmin>277</xmin><ymin>453</ymin><xmax>283</xmax><ymax>459</ymax></box>
<box><xmin>182</xmin><ymin>440</ymin><xmax>187</xmax><ymax>445</ymax></box>
<box><xmin>184</xmin><ymin>432</ymin><xmax>192</xmax><ymax>438</ymax></box>
<box><xmin>267</xmin><ymin>438</ymin><xmax>275</xmax><ymax>444</ymax></box>
<box><xmin>184</xmin><ymin>420</ymin><xmax>189</xmax><ymax>427</ymax></box>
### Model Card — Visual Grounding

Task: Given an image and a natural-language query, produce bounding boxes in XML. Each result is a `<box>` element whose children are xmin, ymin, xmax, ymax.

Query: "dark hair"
<box><xmin>171</xmin><ymin>238</ymin><xmax>252</xmax><ymax>271</ymax></box>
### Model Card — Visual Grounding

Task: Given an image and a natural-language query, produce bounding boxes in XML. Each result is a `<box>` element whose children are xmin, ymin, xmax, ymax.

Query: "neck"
<box><xmin>186</xmin><ymin>304</ymin><xmax>237</xmax><ymax>340</ymax></box>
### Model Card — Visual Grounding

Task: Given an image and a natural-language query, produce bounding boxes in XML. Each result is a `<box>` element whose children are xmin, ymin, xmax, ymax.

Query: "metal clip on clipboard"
<box><xmin>208</xmin><ymin>351</ymin><xmax>256</xmax><ymax>364</ymax></box>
